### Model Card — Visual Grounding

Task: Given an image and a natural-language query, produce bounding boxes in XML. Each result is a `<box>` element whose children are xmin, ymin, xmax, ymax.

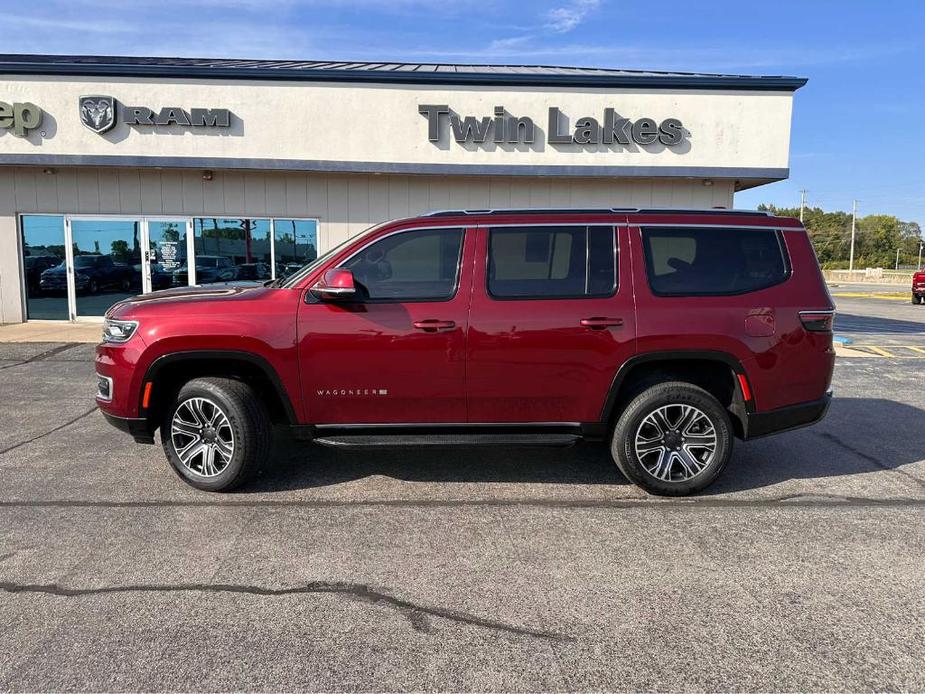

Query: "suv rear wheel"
<box><xmin>161</xmin><ymin>377</ymin><xmax>270</xmax><ymax>492</ymax></box>
<box><xmin>611</xmin><ymin>382</ymin><xmax>733</xmax><ymax>496</ymax></box>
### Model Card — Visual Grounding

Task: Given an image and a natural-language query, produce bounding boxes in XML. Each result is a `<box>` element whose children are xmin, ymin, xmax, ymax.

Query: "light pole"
<box><xmin>919</xmin><ymin>240</ymin><xmax>923</xmax><ymax>271</ymax></box>
<box><xmin>849</xmin><ymin>200</ymin><xmax>858</xmax><ymax>272</ymax></box>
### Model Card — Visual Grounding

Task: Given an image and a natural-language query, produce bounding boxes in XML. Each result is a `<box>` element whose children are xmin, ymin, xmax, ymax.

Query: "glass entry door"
<box><xmin>69</xmin><ymin>218</ymin><xmax>143</xmax><ymax>319</ymax></box>
<box><xmin>145</xmin><ymin>219</ymin><xmax>193</xmax><ymax>289</ymax></box>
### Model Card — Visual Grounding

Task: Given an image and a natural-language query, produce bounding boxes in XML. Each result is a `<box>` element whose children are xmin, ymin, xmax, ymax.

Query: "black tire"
<box><xmin>611</xmin><ymin>381</ymin><xmax>733</xmax><ymax>496</ymax></box>
<box><xmin>88</xmin><ymin>279</ymin><xmax>98</xmax><ymax>294</ymax></box>
<box><xmin>161</xmin><ymin>377</ymin><xmax>270</xmax><ymax>492</ymax></box>
<box><xmin>913</xmin><ymin>295</ymin><xmax>922</xmax><ymax>305</ymax></box>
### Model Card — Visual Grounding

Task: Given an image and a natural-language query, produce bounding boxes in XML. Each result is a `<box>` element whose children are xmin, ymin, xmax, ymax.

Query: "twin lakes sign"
<box><xmin>418</xmin><ymin>104</ymin><xmax>685</xmax><ymax>147</ymax></box>
<box><xmin>3</xmin><ymin>95</ymin><xmax>683</xmax><ymax>154</ymax></box>
<box><xmin>78</xmin><ymin>95</ymin><xmax>231</xmax><ymax>134</ymax></box>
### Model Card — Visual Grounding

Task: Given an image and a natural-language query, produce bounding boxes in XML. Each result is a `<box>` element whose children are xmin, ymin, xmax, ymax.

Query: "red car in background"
<box><xmin>913</xmin><ymin>270</ymin><xmax>925</xmax><ymax>304</ymax></box>
<box><xmin>95</xmin><ymin>208</ymin><xmax>835</xmax><ymax>496</ymax></box>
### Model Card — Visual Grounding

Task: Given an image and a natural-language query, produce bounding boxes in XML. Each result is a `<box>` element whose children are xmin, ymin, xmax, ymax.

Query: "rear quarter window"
<box><xmin>642</xmin><ymin>227</ymin><xmax>791</xmax><ymax>296</ymax></box>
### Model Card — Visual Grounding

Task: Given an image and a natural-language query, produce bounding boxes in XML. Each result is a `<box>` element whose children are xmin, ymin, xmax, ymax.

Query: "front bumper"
<box><xmin>101</xmin><ymin>411</ymin><xmax>155</xmax><ymax>444</ymax></box>
<box><xmin>744</xmin><ymin>390</ymin><xmax>832</xmax><ymax>439</ymax></box>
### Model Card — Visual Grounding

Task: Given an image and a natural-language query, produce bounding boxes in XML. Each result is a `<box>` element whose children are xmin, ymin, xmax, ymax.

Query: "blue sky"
<box><xmin>2</xmin><ymin>0</ymin><xmax>923</xmax><ymax>224</ymax></box>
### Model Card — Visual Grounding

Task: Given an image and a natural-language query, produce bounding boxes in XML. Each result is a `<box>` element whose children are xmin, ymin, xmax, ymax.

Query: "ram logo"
<box><xmin>79</xmin><ymin>95</ymin><xmax>116</xmax><ymax>134</ymax></box>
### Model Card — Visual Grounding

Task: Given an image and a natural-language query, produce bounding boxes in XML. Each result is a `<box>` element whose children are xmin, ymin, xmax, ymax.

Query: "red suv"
<box><xmin>96</xmin><ymin>208</ymin><xmax>835</xmax><ymax>495</ymax></box>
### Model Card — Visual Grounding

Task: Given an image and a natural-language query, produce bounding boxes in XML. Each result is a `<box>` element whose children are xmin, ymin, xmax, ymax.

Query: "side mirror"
<box><xmin>310</xmin><ymin>268</ymin><xmax>358</xmax><ymax>301</ymax></box>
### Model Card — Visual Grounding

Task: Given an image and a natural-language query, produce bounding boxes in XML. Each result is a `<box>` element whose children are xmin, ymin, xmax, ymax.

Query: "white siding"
<box><xmin>0</xmin><ymin>166</ymin><xmax>734</xmax><ymax>323</ymax></box>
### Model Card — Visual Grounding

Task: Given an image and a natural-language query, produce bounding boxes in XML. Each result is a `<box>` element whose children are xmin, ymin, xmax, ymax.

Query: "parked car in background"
<box><xmin>234</xmin><ymin>262</ymin><xmax>271</xmax><ymax>281</ymax></box>
<box><xmin>41</xmin><ymin>254</ymin><xmax>135</xmax><ymax>294</ymax></box>
<box><xmin>281</xmin><ymin>262</ymin><xmax>304</xmax><ymax>278</ymax></box>
<box><xmin>913</xmin><ymin>270</ymin><xmax>925</xmax><ymax>304</ymax></box>
<box><xmin>97</xmin><ymin>207</ymin><xmax>835</xmax><ymax>496</ymax></box>
<box><xmin>24</xmin><ymin>255</ymin><xmax>60</xmax><ymax>293</ymax></box>
<box><xmin>149</xmin><ymin>263</ymin><xmax>175</xmax><ymax>291</ymax></box>
<box><xmin>172</xmin><ymin>255</ymin><xmax>236</xmax><ymax>285</ymax></box>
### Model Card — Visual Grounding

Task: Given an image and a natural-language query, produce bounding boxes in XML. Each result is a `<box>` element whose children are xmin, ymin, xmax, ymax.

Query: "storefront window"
<box><xmin>274</xmin><ymin>219</ymin><xmax>318</xmax><ymax>279</ymax></box>
<box><xmin>193</xmin><ymin>218</ymin><xmax>272</xmax><ymax>283</ymax></box>
<box><xmin>20</xmin><ymin>215</ymin><xmax>68</xmax><ymax>320</ymax></box>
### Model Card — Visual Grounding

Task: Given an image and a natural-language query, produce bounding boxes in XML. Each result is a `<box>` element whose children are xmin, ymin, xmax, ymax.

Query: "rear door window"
<box><xmin>487</xmin><ymin>226</ymin><xmax>616</xmax><ymax>299</ymax></box>
<box><xmin>642</xmin><ymin>227</ymin><xmax>790</xmax><ymax>296</ymax></box>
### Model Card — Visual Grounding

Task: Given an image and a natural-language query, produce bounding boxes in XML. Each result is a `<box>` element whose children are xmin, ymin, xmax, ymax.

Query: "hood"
<box><xmin>41</xmin><ymin>264</ymin><xmax>67</xmax><ymax>276</ymax></box>
<box><xmin>107</xmin><ymin>281</ymin><xmax>272</xmax><ymax>316</ymax></box>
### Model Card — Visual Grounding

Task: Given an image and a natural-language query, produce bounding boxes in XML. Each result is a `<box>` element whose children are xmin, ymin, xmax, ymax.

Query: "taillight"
<box><xmin>799</xmin><ymin>310</ymin><xmax>835</xmax><ymax>333</ymax></box>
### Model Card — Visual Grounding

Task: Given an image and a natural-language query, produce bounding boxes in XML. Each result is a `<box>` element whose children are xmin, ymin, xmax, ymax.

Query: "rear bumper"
<box><xmin>101</xmin><ymin>412</ymin><xmax>155</xmax><ymax>444</ymax></box>
<box><xmin>744</xmin><ymin>390</ymin><xmax>832</xmax><ymax>439</ymax></box>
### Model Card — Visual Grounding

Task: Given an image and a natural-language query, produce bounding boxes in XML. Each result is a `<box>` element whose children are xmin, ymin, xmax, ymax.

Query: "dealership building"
<box><xmin>0</xmin><ymin>54</ymin><xmax>805</xmax><ymax>323</ymax></box>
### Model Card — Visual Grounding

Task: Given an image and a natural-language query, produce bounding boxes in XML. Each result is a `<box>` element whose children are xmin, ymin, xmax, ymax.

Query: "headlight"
<box><xmin>102</xmin><ymin>318</ymin><xmax>139</xmax><ymax>343</ymax></box>
<box><xmin>76</xmin><ymin>273</ymin><xmax>89</xmax><ymax>280</ymax></box>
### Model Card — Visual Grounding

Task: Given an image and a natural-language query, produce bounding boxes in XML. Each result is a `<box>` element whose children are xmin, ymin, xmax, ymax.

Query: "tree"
<box><xmin>110</xmin><ymin>239</ymin><xmax>131</xmax><ymax>263</ymax></box>
<box><xmin>758</xmin><ymin>204</ymin><xmax>924</xmax><ymax>268</ymax></box>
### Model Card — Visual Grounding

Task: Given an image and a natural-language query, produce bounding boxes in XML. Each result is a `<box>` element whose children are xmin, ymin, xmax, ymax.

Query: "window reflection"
<box><xmin>71</xmin><ymin>219</ymin><xmax>142</xmax><ymax>317</ymax></box>
<box><xmin>21</xmin><ymin>215</ymin><xmax>68</xmax><ymax>320</ymax></box>
<box><xmin>274</xmin><ymin>219</ymin><xmax>318</xmax><ymax>279</ymax></box>
<box><xmin>193</xmin><ymin>218</ymin><xmax>272</xmax><ymax>283</ymax></box>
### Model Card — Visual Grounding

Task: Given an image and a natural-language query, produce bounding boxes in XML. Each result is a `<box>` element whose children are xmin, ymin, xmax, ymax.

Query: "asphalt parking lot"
<box><xmin>1</xmin><ymin>294</ymin><xmax>924</xmax><ymax>691</ymax></box>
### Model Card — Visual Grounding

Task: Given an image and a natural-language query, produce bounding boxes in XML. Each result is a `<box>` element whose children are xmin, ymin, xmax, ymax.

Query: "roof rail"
<box><xmin>424</xmin><ymin>207</ymin><xmax>773</xmax><ymax>217</ymax></box>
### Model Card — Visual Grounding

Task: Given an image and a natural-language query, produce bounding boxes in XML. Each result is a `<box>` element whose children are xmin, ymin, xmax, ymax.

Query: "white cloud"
<box><xmin>544</xmin><ymin>0</ymin><xmax>600</xmax><ymax>33</ymax></box>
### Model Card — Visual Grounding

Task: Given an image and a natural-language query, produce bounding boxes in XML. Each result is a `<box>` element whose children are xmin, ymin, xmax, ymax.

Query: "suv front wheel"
<box><xmin>611</xmin><ymin>382</ymin><xmax>733</xmax><ymax>496</ymax></box>
<box><xmin>161</xmin><ymin>377</ymin><xmax>270</xmax><ymax>492</ymax></box>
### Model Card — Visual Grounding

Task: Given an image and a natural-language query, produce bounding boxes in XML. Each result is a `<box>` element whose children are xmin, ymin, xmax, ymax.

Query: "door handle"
<box><xmin>413</xmin><ymin>319</ymin><xmax>456</xmax><ymax>332</ymax></box>
<box><xmin>579</xmin><ymin>317</ymin><xmax>624</xmax><ymax>330</ymax></box>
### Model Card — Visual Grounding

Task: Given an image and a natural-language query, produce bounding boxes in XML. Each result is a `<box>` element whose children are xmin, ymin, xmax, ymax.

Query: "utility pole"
<box><xmin>799</xmin><ymin>189</ymin><xmax>807</xmax><ymax>223</ymax></box>
<box><xmin>849</xmin><ymin>200</ymin><xmax>858</xmax><ymax>272</ymax></box>
<box><xmin>896</xmin><ymin>247</ymin><xmax>901</xmax><ymax>270</ymax></box>
<box><xmin>918</xmin><ymin>240</ymin><xmax>923</xmax><ymax>271</ymax></box>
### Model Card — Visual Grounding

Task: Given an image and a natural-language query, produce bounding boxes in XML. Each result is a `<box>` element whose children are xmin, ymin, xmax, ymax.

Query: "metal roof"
<box><xmin>0</xmin><ymin>54</ymin><xmax>807</xmax><ymax>91</ymax></box>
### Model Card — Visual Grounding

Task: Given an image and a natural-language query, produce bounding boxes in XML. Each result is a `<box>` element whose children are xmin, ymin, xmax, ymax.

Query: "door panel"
<box><xmin>467</xmin><ymin>225</ymin><xmax>636</xmax><ymax>423</ymax></box>
<box><xmin>298</xmin><ymin>227</ymin><xmax>474</xmax><ymax>424</ymax></box>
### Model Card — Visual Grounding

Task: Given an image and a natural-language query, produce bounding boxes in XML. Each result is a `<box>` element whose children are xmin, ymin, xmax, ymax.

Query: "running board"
<box><xmin>312</xmin><ymin>433</ymin><xmax>581</xmax><ymax>449</ymax></box>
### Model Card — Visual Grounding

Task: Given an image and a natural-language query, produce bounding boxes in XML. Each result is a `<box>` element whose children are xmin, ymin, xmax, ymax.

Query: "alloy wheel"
<box><xmin>633</xmin><ymin>404</ymin><xmax>717</xmax><ymax>482</ymax></box>
<box><xmin>170</xmin><ymin>397</ymin><xmax>235</xmax><ymax>477</ymax></box>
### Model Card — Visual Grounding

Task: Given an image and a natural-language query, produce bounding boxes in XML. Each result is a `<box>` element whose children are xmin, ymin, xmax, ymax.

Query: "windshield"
<box><xmin>74</xmin><ymin>256</ymin><xmax>98</xmax><ymax>267</ymax></box>
<box><xmin>278</xmin><ymin>221</ymin><xmax>388</xmax><ymax>289</ymax></box>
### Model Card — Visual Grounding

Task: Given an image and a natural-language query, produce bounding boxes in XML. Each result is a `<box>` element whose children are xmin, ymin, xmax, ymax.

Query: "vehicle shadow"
<box><xmin>835</xmin><ymin>312</ymin><xmax>925</xmax><ymax>335</ymax></box>
<box><xmin>243</xmin><ymin>397</ymin><xmax>925</xmax><ymax>494</ymax></box>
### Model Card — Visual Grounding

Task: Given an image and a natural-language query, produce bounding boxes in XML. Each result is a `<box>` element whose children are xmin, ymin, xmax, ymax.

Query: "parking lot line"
<box><xmin>836</xmin><ymin>344</ymin><xmax>925</xmax><ymax>358</ymax></box>
<box><xmin>864</xmin><ymin>346</ymin><xmax>897</xmax><ymax>357</ymax></box>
